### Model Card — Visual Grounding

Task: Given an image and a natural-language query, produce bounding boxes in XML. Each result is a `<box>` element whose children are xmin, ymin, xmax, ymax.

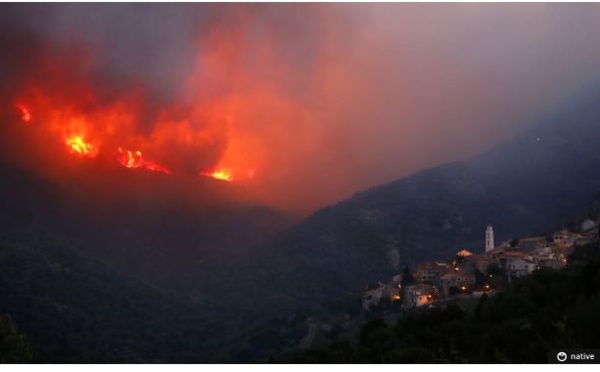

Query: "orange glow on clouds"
<box><xmin>5</xmin><ymin>15</ymin><xmax>309</xmax><ymax>203</ymax></box>
<box><xmin>8</xmin><ymin>38</ymin><xmax>263</xmax><ymax>181</ymax></box>
<box><xmin>5</xmin><ymin>5</ymin><xmax>600</xmax><ymax>213</ymax></box>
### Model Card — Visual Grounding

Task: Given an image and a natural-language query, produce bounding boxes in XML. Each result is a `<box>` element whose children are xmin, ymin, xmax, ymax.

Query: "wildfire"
<box><xmin>117</xmin><ymin>147</ymin><xmax>172</xmax><ymax>174</ymax></box>
<box><xmin>9</xmin><ymin>98</ymin><xmax>258</xmax><ymax>180</ymax></box>
<box><xmin>118</xmin><ymin>148</ymin><xmax>143</xmax><ymax>168</ymax></box>
<box><xmin>15</xmin><ymin>103</ymin><xmax>31</xmax><ymax>123</ymax></box>
<box><xmin>65</xmin><ymin>135</ymin><xmax>98</xmax><ymax>157</ymax></box>
<box><xmin>202</xmin><ymin>169</ymin><xmax>233</xmax><ymax>182</ymax></box>
<box><xmin>8</xmin><ymin>27</ymin><xmax>268</xmax><ymax>183</ymax></box>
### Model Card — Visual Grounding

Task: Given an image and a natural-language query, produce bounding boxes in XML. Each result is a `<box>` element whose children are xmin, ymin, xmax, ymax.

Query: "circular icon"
<box><xmin>557</xmin><ymin>352</ymin><xmax>567</xmax><ymax>362</ymax></box>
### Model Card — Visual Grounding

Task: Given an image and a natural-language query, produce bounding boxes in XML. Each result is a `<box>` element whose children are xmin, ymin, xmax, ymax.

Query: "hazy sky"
<box><xmin>2</xmin><ymin>3</ymin><xmax>600</xmax><ymax>213</ymax></box>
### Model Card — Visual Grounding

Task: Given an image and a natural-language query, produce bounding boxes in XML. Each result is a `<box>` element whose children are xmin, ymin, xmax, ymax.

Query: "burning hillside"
<box><xmin>4</xmin><ymin>3</ymin><xmax>598</xmax><ymax>213</ymax></box>
<box><xmin>0</xmin><ymin>5</ymin><xmax>285</xmax><ymax>187</ymax></box>
<box><xmin>8</xmin><ymin>60</ymin><xmax>256</xmax><ymax>182</ymax></box>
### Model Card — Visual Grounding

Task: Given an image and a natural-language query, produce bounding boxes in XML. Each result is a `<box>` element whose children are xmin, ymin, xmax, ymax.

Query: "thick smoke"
<box><xmin>1</xmin><ymin>4</ymin><xmax>600</xmax><ymax>213</ymax></box>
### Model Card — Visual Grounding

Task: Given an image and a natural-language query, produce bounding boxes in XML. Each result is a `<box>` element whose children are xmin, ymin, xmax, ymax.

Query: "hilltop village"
<box><xmin>362</xmin><ymin>218</ymin><xmax>600</xmax><ymax>311</ymax></box>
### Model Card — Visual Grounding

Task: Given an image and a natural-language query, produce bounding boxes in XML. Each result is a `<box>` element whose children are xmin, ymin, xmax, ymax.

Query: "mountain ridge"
<box><xmin>227</xmin><ymin>86</ymin><xmax>600</xmax><ymax>321</ymax></box>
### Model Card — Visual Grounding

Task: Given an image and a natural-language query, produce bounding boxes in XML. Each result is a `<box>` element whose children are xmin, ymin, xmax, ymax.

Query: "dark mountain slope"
<box><xmin>234</xmin><ymin>86</ymin><xmax>600</xmax><ymax>319</ymax></box>
<box><xmin>0</xmin><ymin>233</ymin><xmax>227</xmax><ymax>362</ymax></box>
<box><xmin>0</xmin><ymin>161</ymin><xmax>296</xmax><ymax>295</ymax></box>
<box><xmin>2</xmin><ymin>86</ymin><xmax>600</xmax><ymax>361</ymax></box>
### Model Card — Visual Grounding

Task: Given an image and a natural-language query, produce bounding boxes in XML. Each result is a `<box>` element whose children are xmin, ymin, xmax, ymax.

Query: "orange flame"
<box><xmin>65</xmin><ymin>135</ymin><xmax>98</xmax><ymax>157</ymax></box>
<box><xmin>8</xmin><ymin>27</ymin><xmax>272</xmax><ymax>184</ymax></box>
<box><xmin>117</xmin><ymin>147</ymin><xmax>172</xmax><ymax>174</ymax></box>
<box><xmin>201</xmin><ymin>169</ymin><xmax>233</xmax><ymax>182</ymax></box>
<box><xmin>118</xmin><ymin>148</ymin><xmax>143</xmax><ymax>168</ymax></box>
<box><xmin>15</xmin><ymin>103</ymin><xmax>31</xmax><ymax>123</ymax></box>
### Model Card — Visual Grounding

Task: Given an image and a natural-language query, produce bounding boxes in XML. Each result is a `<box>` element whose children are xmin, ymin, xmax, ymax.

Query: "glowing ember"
<box><xmin>118</xmin><ymin>147</ymin><xmax>143</xmax><ymax>168</ymax></box>
<box><xmin>15</xmin><ymin>103</ymin><xmax>31</xmax><ymax>123</ymax></box>
<box><xmin>66</xmin><ymin>136</ymin><xmax>98</xmax><ymax>157</ymax></box>
<box><xmin>143</xmin><ymin>162</ymin><xmax>173</xmax><ymax>174</ymax></box>
<box><xmin>202</xmin><ymin>169</ymin><xmax>233</xmax><ymax>182</ymax></box>
<box><xmin>117</xmin><ymin>147</ymin><xmax>172</xmax><ymax>174</ymax></box>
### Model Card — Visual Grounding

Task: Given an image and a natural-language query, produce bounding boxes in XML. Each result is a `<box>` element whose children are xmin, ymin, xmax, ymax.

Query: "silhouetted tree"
<box><xmin>0</xmin><ymin>315</ymin><xmax>34</xmax><ymax>363</ymax></box>
<box><xmin>475</xmin><ymin>293</ymin><xmax>488</xmax><ymax>320</ymax></box>
<box><xmin>401</xmin><ymin>265</ymin><xmax>415</xmax><ymax>286</ymax></box>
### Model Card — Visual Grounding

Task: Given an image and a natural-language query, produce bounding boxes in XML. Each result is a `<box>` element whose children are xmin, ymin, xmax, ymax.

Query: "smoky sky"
<box><xmin>1</xmin><ymin>3</ymin><xmax>600</xmax><ymax>213</ymax></box>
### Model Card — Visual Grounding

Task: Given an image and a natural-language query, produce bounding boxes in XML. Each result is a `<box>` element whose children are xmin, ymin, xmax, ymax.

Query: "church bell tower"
<box><xmin>485</xmin><ymin>224</ymin><xmax>494</xmax><ymax>252</ymax></box>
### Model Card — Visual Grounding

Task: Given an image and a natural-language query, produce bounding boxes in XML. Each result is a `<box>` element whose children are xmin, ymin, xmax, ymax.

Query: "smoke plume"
<box><xmin>1</xmin><ymin>3</ymin><xmax>599</xmax><ymax>212</ymax></box>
